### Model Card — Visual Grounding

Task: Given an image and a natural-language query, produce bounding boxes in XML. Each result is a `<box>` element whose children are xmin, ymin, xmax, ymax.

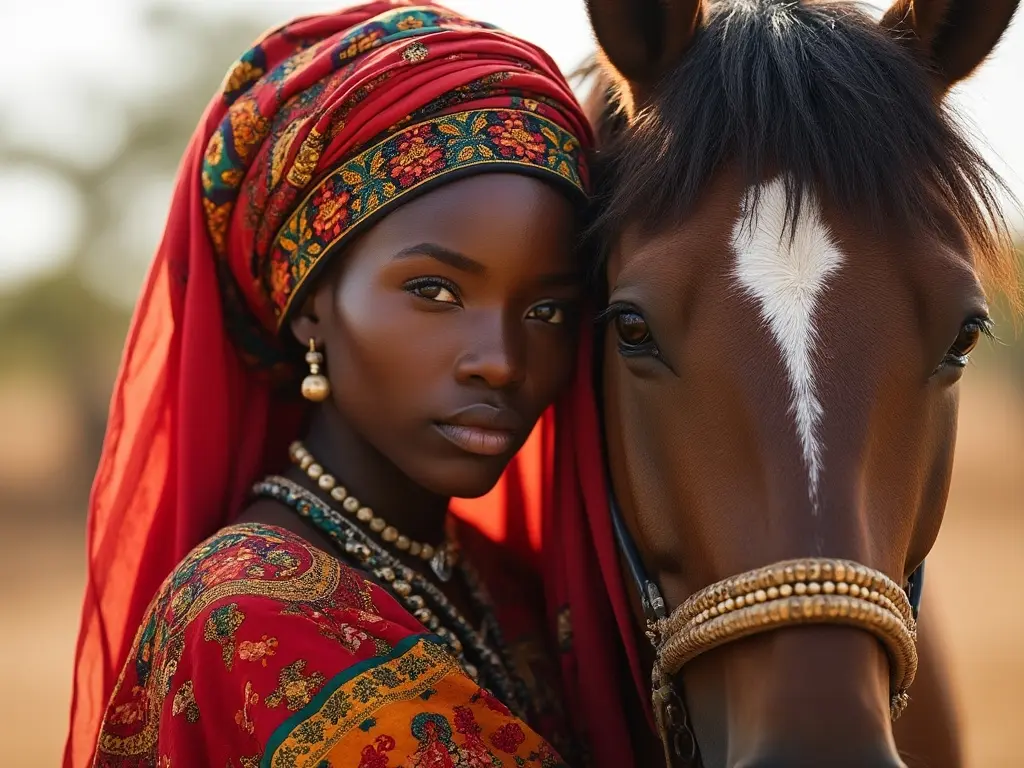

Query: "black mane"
<box><xmin>592</xmin><ymin>0</ymin><xmax>1014</xmax><ymax>293</ymax></box>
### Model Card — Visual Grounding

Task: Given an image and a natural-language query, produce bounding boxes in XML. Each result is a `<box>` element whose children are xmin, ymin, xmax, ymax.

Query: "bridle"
<box><xmin>609</xmin><ymin>491</ymin><xmax>925</xmax><ymax>766</ymax></box>
<box><xmin>594</xmin><ymin>329</ymin><xmax>926</xmax><ymax>768</ymax></box>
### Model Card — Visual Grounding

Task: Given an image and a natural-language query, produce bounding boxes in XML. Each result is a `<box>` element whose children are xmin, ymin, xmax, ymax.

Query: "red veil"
<box><xmin>64</xmin><ymin>3</ymin><xmax>646</xmax><ymax>766</ymax></box>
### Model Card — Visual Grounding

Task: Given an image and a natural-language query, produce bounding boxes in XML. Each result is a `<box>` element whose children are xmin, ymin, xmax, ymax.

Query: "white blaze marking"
<box><xmin>730</xmin><ymin>179</ymin><xmax>844</xmax><ymax>512</ymax></box>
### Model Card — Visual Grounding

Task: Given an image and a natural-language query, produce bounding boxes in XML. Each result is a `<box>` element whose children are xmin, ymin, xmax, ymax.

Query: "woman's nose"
<box><xmin>453</xmin><ymin>313</ymin><xmax>525</xmax><ymax>389</ymax></box>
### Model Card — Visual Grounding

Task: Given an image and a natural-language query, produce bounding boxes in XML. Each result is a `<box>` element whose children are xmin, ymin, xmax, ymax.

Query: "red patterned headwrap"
<box><xmin>66</xmin><ymin>3</ymin><xmax>645</xmax><ymax>766</ymax></box>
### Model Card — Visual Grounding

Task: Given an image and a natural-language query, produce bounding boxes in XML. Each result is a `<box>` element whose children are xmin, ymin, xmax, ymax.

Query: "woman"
<box><xmin>64</xmin><ymin>3</ymin><xmax>607</xmax><ymax>766</ymax></box>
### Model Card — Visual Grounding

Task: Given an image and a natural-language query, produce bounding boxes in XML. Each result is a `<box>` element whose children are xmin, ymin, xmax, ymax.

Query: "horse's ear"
<box><xmin>585</xmin><ymin>0</ymin><xmax>703</xmax><ymax>111</ymax></box>
<box><xmin>881</xmin><ymin>0</ymin><xmax>1019</xmax><ymax>91</ymax></box>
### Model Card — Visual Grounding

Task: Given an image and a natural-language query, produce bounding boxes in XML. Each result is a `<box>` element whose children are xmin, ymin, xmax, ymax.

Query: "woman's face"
<box><xmin>294</xmin><ymin>173</ymin><xmax>581</xmax><ymax>498</ymax></box>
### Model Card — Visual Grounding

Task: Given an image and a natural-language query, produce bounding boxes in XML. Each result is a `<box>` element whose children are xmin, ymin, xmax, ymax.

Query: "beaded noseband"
<box><xmin>609</xmin><ymin>493</ymin><xmax>925</xmax><ymax>767</ymax></box>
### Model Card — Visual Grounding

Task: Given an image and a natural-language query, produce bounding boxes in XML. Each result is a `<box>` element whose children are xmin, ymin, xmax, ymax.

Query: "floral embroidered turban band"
<box><xmin>201</xmin><ymin>2</ymin><xmax>593</xmax><ymax>370</ymax></box>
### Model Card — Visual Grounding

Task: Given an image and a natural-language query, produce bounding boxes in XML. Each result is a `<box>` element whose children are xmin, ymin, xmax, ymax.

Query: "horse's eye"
<box><xmin>951</xmin><ymin>322</ymin><xmax>982</xmax><ymax>357</ymax></box>
<box><xmin>598</xmin><ymin>303</ymin><xmax>663</xmax><ymax>363</ymax></box>
<box><xmin>943</xmin><ymin>318</ymin><xmax>988</xmax><ymax>368</ymax></box>
<box><xmin>615</xmin><ymin>311</ymin><xmax>651</xmax><ymax>347</ymax></box>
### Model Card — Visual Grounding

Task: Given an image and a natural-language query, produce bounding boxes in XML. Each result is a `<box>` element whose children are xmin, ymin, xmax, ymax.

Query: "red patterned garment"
<box><xmin>94</xmin><ymin>523</ymin><xmax>569</xmax><ymax>767</ymax></box>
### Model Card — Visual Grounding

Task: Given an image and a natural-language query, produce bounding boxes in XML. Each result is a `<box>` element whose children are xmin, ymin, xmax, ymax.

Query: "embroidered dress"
<box><xmin>94</xmin><ymin>523</ymin><xmax>568</xmax><ymax>767</ymax></box>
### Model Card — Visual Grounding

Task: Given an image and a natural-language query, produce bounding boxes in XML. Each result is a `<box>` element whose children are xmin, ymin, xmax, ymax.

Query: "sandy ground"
<box><xmin>1</xmin><ymin>372</ymin><xmax>1020</xmax><ymax>767</ymax></box>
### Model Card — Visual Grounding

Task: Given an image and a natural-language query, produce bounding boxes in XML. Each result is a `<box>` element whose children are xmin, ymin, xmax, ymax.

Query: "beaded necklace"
<box><xmin>252</xmin><ymin>474</ymin><xmax>531</xmax><ymax>719</ymax></box>
<box><xmin>288</xmin><ymin>441</ymin><xmax>458</xmax><ymax>581</ymax></box>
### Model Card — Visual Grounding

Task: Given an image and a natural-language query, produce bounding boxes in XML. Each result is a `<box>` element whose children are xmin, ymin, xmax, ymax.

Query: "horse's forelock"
<box><xmin>588</xmin><ymin>0</ymin><xmax>1020</xmax><ymax>314</ymax></box>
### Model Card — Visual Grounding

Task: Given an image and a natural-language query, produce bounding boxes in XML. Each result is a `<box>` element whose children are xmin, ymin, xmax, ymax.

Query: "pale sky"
<box><xmin>0</xmin><ymin>0</ymin><xmax>1021</xmax><ymax>291</ymax></box>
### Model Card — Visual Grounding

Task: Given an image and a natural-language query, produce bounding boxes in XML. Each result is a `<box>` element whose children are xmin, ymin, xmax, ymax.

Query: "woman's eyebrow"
<box><xmin>394</xmin><ymin>243</ymin><xmax>485</xmax><ymax>274</ymax></box>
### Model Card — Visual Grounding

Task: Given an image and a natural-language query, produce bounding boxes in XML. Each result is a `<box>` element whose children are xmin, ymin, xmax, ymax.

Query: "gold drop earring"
<box><xmin>301</xmin><ymin>339</ymin><xmax>331</xmax><ymax>402</ymax></box>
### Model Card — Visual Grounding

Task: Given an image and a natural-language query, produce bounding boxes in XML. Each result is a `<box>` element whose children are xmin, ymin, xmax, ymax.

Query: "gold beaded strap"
<box><xmin>650</xmin><ymin>558</ymin><xmax>918</xmax><ymax>721</ymax></box>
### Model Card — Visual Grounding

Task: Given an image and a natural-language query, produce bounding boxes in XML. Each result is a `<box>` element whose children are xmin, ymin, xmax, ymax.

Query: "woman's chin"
<box><xmin>412</xmin><ymin>457</ymin><xmax>510</xmax><ymax>500</ymax></box>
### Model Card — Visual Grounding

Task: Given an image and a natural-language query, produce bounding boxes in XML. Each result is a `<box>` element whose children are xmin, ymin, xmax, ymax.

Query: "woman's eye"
<box><xmin>526</xmin><ymin>302</ymin><xmax>566</xmax><ymax>325</ymax></box>
<box><xmin>407</xmin><ymin>279</ymin><xmax>459</xmax><ymax>305</ymax></box>
<box><xmin>615</xmin><ymin>311</ymin><xmax>652</xmax><ymax>347</ymax></box>
<box><xmin>942</xmin><ymin>318</ymin><xmax>989</xmax><ymax>368</ymax></box>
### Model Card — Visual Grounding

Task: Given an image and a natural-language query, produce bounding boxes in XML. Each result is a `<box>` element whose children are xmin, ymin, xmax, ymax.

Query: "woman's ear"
<box><xmin>289</xmin><ymin>312</ymin><xmax>317</xmax><ymax>349</ymax></box>
<box><xmin>289</xmin><ymin>252</ymin><xmax>348</xmax><ymax>347</ymax></box>
<box><xmin>288</xmin><ymin>291</ymin><xmax>326</xmax><ymax>348</ymax></box>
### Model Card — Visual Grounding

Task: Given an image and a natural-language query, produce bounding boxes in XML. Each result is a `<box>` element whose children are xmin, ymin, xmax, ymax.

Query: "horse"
<box><xmin>581</xmin><ymin>0</ymin><xmax>1020</xmax><ymax>765</ymax></box>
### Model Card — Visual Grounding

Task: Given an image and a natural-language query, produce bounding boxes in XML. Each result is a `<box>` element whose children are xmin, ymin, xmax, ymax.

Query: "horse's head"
<box><xmin>587</xmin><ymin>0</ymin><xmax>1020</xmax><ymax>764</ymax></box>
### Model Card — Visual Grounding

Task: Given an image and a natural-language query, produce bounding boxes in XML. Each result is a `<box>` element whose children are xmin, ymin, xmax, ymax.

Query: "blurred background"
<box><xmin>0</xmin><ymin>1</ymin><xmax>1020</xmax><ymax>766</ymax></box>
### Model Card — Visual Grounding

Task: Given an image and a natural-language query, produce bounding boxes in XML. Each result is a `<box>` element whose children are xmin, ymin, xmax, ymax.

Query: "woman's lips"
<box><xmin>433</xmin><ymin>423</ymin><xmax>515</xmax><ymax>456</ymax></box>
<box><xmin>434</xmin><ymin>403</ymin><xmax>524</xmax><ymax>457</ymax></box>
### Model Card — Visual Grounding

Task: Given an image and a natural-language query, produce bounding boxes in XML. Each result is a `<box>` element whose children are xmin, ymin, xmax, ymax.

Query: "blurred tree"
<box><xmin>0</xmin><ymin>4</ymin><xmax>275</xmax><ymax>511</ymax></box>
